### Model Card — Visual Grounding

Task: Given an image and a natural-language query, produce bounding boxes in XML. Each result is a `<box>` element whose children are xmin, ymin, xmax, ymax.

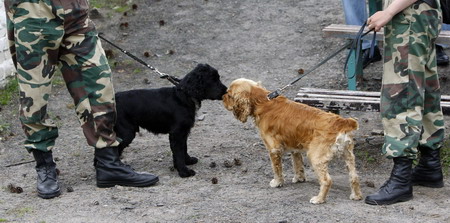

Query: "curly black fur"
<box><xmin>114</xmin><ymin>64</ymin><xmax>227</xmax><ymax>177</ymax></box>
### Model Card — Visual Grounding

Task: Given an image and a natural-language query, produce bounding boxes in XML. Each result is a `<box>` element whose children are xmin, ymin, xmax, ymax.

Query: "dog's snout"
<box><xmin>220</xmin><ymin>84</ymin><xmax>228</xmax><ymax>95</ymax></box>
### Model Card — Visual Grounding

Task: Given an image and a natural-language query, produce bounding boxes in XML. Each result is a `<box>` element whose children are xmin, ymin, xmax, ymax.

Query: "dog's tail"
<box><xmin>336</xmin><ymin>117</ymin><xmax>359</xmax><ymax>133</ymax></box>
<box><xmin>333</xmin><ymin>118</ymin><xmax>358</xmax><ymax>155</ymax></box>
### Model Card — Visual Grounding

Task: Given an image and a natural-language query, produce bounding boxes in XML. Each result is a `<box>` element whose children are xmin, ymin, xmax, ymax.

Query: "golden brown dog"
<box><xmin>223</xmin><ymin>78</ymin><xmax>362</xmax><ymax>204</ymax></box>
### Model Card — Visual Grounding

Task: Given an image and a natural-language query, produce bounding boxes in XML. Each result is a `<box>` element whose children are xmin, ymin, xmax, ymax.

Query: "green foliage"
<box><xmin>7</xmin><ymin>207</ymin><xmax>33</xmax><ymax>217</ymax></box>
<box><xmin>108</xmin><ymin>58</ymin><xmax>118</xmax><ymax>69</ymax></box>
<box><xmin>0</xmin><ymin>121</ymin><xmax>10</xmax><ymax>134</ymax></box>
<box><xmin>133</xmin><ymin>68</ymin><xmax>143</xmax><ymax>74</ymax></box>
<box><xmin>0</xmin><ymin>219</ymin><xmax>8</xmax><ymax>222</ymax></box>
<box><xmin>441</xmin><ymin>139</ymin><xmax>450</xmax><ymax>175</ymax></box>
<box><xmin>51</xmin><ymin>70</ymin><xmax>65</xmax><ymax>87</ymax></box>
<box><xmin>89</xmin><ymin>0</ymin><xmax>131</xmax><ymax>12</ymax></box>
<box><xmin>355</xmin><ymin>150</ymin><xmax>376</xmax><ymax>163</ymax></box>
<box><xmin>0</xmin><ymin>78</ymin><xmax>18</xmax><ymax>105</ymax></box>
<box><xmin>113</xmin><ymin>5</ymin><xmax>131</xmax><ymax>13</ymax></box>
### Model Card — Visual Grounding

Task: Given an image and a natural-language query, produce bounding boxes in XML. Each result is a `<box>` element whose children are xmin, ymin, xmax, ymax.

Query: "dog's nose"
<box><xmin>221</xmin><ymin>85</ymin><xmax>228</xmax><ymax>95</ymax></box>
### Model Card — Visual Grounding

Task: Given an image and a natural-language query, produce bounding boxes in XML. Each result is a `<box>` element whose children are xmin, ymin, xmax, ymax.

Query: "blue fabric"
<box><xmin>341</xmin><ymin>0</ymin><xmax>375</xmax><ymax>49</ymax></box>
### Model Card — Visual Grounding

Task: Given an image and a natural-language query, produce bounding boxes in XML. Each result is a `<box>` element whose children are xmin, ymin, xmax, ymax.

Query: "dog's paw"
<box><xmin>350</xmin><ymin>192</ymin><xmax>363</xmax><ymax>201</ymax></box>
<box><xmin>309</xmin><ymin>196</ymin><xmax>326</xmax><ymax>204</ymax></box>
<box><xmin>178</xmin><ymin>168</ymin><xmax>196</xmax><ymax>178</ymax></box>
<box><xmin>270</xmin><ymin>179</ymin><xmax>284</xmax><ymax>188</ymax></box>
<box><xmin>185</xmin><ymin>156</ymin><xmax>199</xmax><ymax>165</ymax></box>
<box><xmin>292</xmin><ymin>176</ymin><xmax>306</xmax><ymax>183</ymax></box>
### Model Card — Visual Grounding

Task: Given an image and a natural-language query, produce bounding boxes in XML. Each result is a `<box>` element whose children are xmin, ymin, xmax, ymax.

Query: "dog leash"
<box><xmin>343</xmin><ymin>21</ymin><xmax>378</xmax><ymax>79</ymax></box>
<box><xmin>267</xmin><ymin>23</ymin><xmax>376</xmax><ymax>100</ymax></box>
<box><xmin>98</xmin><ymin>33</ymin><xmax>180</xmax><ymax>86</ymax></box>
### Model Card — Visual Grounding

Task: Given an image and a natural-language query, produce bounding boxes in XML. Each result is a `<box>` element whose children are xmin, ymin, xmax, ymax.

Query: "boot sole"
<box><xmin>412</xmin><ymin>180</ymin><xmax>444</xmax><ymax>188</ymax></box>
<box><xmin>365</xmin><ymin>194</ymin><xmax>413</xmax><ymax>205</ymax></box>
<box><xmin>97</xmin><ymin>177</ymin><xmax>159</xmax><ymax>188</ymax></box>
<box><xmin>38</xmin><ymin>189</ymin><xmax>61</xmax><ymax>199</ymax></box>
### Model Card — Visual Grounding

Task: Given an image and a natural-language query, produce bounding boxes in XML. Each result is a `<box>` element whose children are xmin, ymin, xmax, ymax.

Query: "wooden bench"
<box><xmin>295</xmin><ymin>88</ymin><xmax>450</xmax><ymax>115</ymax></box>
<box><xmin>323</xmin><ymin>24</ymin><xmax>450</xmax><ymax>45</ymax></box>
<box><xmin>322</xmin><ymin>24</ymin><xmax>450</xmax><ymax>90</ymax></box>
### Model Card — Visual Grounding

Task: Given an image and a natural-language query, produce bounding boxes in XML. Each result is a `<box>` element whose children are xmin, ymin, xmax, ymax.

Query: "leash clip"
<box><xmin>267</xmin><ymin>89</ymin><xmax>281</xmax><ymax>100</ymax></box>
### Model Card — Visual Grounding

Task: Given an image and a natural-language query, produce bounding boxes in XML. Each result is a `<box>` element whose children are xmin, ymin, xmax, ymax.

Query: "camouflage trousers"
<box><xmin>381</xmin><ymin>0</ymin><xmax>445</xmax><ymax>159</ymax></box>
<box><xmin>4</xmin><ymin>0</ymin><xmax>120</xmax><ymax>152</ymax></box>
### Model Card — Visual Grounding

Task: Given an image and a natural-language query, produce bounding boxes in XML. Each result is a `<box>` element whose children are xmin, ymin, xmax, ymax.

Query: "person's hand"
<box><xmin>367</xmin><ymin>10</ymin><xmax>395</xmax><ymax>32</ymax></box>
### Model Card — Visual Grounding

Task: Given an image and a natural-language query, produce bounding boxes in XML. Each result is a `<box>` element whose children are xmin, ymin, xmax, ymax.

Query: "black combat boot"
<box><xmin>94</xmin><ymin>147</ymin><xmax>159</xmax><ymax>188</ymax></box>
<box><xmin>412</xmin><ymin>147</ymin><xmax>444</xmax><ymax>188</ymax></box>
<box><xmin>365</xmin><ymin>157</ymin><xmax>413</xmax><ymax>205</ymax></box>
<box><xmin>32</xmin><ymin>150</ymin><xmax>61</xmax><ymax>199</ymax></box>
<box><xmin>436</xmin><ymin>44</ymin><xmax>449</xmax><ymax>66</ymax></box>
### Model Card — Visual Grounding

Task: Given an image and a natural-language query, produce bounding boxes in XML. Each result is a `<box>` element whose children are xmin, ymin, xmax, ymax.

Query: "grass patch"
<box><xmin>355</xmin><ymin>150</ymin><xmax>376</xmax><ymax>164</ymax></box>
<box><xmin>0</xmin><ymin>121</ymin><xmax>10</xmax><ymax>134</ymax></box>
<box><xmin>7</xmin><ymin>207</ymin><xmax>33</xmax><ymax>218</ymax></box>
<box><xmin>0</xmin><ymin>77</ymin><xmax>18</xmax><ymax>105</ymax></box>
<box><xmin>52</xmin><ymin>70</ymin><xmax>65</xmax><ymax>87</ymax></box>
<box><xmin>133</xmin><ymin>68</ymin><xmax>143</xmax><ymax>74</ymax></box>
<box><xmin>0</xmin><ymin>219</ymin><xmax>8</xmax><ymax>222</ymax></box>
<box><xmin>441</xmin><ymin>139</ymin><xmax>450</xmax><ymax>175</ymax></box>
<box><xmin>89</xmin><ymin>0</ymin><xmax>131</xmax><ymax>12</ymax></box>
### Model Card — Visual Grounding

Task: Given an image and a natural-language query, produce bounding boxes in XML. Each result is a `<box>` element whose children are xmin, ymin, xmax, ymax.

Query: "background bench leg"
<box><xmin>346</xmin><ymin>50</ymin><xmax>362</xmax><ymax>90</ymax></box>
<box><xmin>369</xmin><ymin>0</ymin><xmax>382</xmax><ymax>16</ymax></box>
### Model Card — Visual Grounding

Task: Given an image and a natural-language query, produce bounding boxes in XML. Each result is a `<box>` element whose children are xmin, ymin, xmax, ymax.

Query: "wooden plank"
<box><xmin>295</xmin><ymin>96</ymin><xmax>450</xmax><ymax>106</ymax></box>
<box><xmin>296</xmin><ymin>97</ymin><xmax>379</xmax><ymax>103</ymax></box>
<box><xmin>295</xmin><ymin>87</ymin><xmax>450</xmax><ymax>115</ymax></box>
<box><xmin>296</xmin><ymin>93</ymin><xmax>380</xmax><ymax>102</ymax></box>
<box><xmin>299</xmin><ymin>88</ymin><xmax>380</xmax><ymax>97</ymax></box>
<box><xmin>323</xmin><ymin>24</ymin><xmax>384</xmax><ymax>41</ymax></box>
<box><xmin>295</xmin><ymin>97</ymin><xmax>450</xmax><ymax>115</ymax></box>
<box><xmin>295</xmin><ymin>98</ymin><xmax>381</xmax><ymax>112</ymax></box>
<box><xmin>323</xmin><ymin>24</ymin><xmax>450</xmax><ymax>44</ymax></box>
<box><xmin>298</xmin><ymin>88</ymin><xmax>450</xmax><ymax>101</ymax></box>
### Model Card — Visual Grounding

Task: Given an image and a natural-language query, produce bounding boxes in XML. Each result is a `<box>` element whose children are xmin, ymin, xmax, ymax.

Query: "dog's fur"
<box><xmin>223</xmin><ymin>78</ymin><xmax>362</xmax><ymax>204</ymax></box>
<box><xmin>114</xmin><ymin>64</ymin><xmax>227</xmax><ymax>178</ymax></box>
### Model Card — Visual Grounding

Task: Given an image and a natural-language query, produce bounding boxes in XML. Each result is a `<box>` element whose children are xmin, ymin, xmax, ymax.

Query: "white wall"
<box><xmin>0</xmin><ymin>3</ymin><xmax>15</xmax><ymax>89</ymax></box>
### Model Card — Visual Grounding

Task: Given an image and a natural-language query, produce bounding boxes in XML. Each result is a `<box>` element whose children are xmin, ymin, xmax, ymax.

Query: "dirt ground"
<box><xmin>1</xmin><ymin>0</ymin><xmax>450</xmax><ymax>222</ymax></box>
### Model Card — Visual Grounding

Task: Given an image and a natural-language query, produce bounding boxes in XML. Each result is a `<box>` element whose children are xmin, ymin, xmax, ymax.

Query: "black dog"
<box><xmin>114</xmin><ymin>64</ymin><xmax>227</xmax><ymax>177</ymax></box>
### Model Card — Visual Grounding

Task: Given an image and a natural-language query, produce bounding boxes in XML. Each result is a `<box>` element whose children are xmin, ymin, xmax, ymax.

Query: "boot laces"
<box><xmin>38</xmin><ymin>166</ymin><xmax>57</xmax><ymax>182</ymax></box>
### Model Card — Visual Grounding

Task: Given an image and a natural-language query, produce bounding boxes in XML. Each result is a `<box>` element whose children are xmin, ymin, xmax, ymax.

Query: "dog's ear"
<box><xmin>179</xmin><ymin>64</ymin><xmax>207</xmax><ymax>98</ymax></box>
<box><xmin>231</xmin><ymin>91</ymin><xmax>252</xmax><ymax>123</ymax></box>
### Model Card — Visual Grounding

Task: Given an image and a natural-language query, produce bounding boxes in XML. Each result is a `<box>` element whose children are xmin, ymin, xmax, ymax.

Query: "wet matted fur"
<box><xmin>223</xmin><ymin>78</ymin><xmax>362</xmax><ymax>204</ymax></box>
<box><xmin>114</xmin><ymin>64</ymin><xmax>227</xmax><ymax>178</ymax></box>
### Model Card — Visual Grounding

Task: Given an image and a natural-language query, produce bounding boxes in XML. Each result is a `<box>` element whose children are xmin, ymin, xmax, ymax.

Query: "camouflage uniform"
<box><xmin>4</xmin><ymin>0</ymin><xmax>120</xmax><ymax>152</ymax></box>
<box><xmin>381</xmin><ymin>0</ymin><xmax>445</xmax><ymax>159</ymax></box>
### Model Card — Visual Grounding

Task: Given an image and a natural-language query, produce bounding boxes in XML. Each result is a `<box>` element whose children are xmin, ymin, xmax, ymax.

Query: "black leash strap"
<box><xmin>98</xmin><ymin>34</ymin><xmax>180</xmax><ymax>86</ymax></box>
<box><xmin>343</xmin><ymin>21</ymin><xmax>377</xmax><ymax>78</ymax></box>
<box><xmin>267</xmin><ymin>24</ymin><xmax>375</xmax><ymax>100</ymax></box>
